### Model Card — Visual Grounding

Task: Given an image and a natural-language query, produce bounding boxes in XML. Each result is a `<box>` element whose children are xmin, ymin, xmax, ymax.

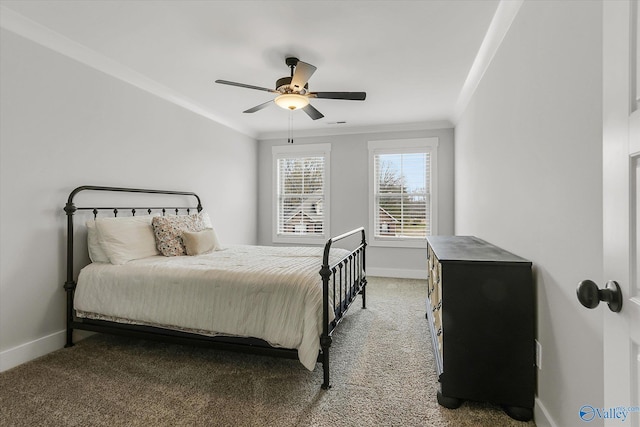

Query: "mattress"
<box><xmin>74</xmin><ymin>245</ymin><xmax>348</xmax><ymax>370</ymax></box>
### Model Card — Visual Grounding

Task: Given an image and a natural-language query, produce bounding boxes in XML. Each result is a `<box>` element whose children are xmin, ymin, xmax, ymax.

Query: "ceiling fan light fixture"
<box><xmin>275</xmin><ymin>93</ymin><xmax>309</xmax><ymax>111</ymax></box>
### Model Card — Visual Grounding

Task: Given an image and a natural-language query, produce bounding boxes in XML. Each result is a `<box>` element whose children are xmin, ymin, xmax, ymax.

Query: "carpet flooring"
<box><xmin>0</xmin><ymin>277</ymin><xmax>536</xmax><ymax>426</ymax></box>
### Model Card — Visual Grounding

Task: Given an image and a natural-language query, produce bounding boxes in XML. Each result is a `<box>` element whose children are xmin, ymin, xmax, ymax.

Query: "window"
<box><xmin>272</xmin><ymin>143</ymin><xmax>331</xmax><ymax>244</ymax></box>
<box><xmin>368</xmin><ymin>138</ymin><xmax>438</xmax><ymax>247</ymax></box>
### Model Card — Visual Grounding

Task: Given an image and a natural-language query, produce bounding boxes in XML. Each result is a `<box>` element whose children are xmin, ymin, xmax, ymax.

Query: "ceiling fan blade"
<box><xmin>215</xmin><ymin>79</ymin><xmax>278</xmax><ymax>93</ymax></box>
<box><xmin>290</xmin><ymin>61</ymin><xmax>317</xmax><ymax>92</ymax></box>
<box><xmin>243</xmin><ymin>100</ymin><xmax>273</xmax><ymax>113</ymax></box>
<box><xmin>302</xmin><ymin>104</ymin><xmax>324</xmax><ymax>120</ymax></box>
<box><xmin>310</xmin><ymin>92</ymin><xmax>367</xmax><ymax>101</ymax></box>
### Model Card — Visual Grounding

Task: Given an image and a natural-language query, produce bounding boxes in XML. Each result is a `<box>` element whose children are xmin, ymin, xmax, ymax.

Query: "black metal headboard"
<box><xmin>63</xmin><ymin>185</ymin><xmax>203</xmax><ymax>346</ymax></box>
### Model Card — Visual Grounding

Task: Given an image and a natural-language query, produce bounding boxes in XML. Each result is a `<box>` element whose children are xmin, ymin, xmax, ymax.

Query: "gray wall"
<box><xmin>0</xmin><ymin>30</ymin><xmax>258</xmax><ymax>368</ymax></box>
<box><xmin>454</xmin><ymin>2</ymin><xmax>603</xmax><ymax>426</ymax></box>
<box><xmin>257</xmin><ymin>127</ymin><xmax>454</xmax><ymax>278</ymax></box>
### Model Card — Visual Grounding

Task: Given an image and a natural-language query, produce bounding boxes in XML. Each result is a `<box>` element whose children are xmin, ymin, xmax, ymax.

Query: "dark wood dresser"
<box><xmin>426</xmin><ymin>236</ymin><xmax>535</xmax><ymax>421</ymax></box>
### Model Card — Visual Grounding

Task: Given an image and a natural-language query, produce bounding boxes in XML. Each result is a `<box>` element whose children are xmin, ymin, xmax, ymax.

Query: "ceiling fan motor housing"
<box><xmin>276</xmin><ymin>76</ymin><xmax>308</xmax><ymax>94</ymax></box>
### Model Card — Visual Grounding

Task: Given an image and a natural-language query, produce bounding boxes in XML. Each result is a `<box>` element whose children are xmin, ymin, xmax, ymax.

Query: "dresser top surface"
<box><xmin>427</xmin><ymin>236</ymin><xmax>531</xmax><ymax>264</ymax></box>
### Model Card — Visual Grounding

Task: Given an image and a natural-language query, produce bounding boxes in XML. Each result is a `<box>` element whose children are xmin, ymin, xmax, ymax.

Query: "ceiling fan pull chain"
<box><xmin>288</xmin><ymin>110</ymin><xmax>294</xmax><ymax>144</ymax></box>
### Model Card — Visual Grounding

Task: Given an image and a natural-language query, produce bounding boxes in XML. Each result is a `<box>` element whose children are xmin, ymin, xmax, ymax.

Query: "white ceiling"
<box><xmin>1</xmin><ymin>0</ymin><xmax>501</xmax><ymax>139</ymax></box>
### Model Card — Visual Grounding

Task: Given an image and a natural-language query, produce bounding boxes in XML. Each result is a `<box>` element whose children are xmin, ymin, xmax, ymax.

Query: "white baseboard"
<box><xmin>0</xmin><ymin>330</ymin><xmax>66</xmax><ymax>372</ymax></box>
<box><xmin>367</xmin><ymin>267</ymin><xmax>427</xmax><ymax>280</ymax></box>
<box><xmin>535</xmin><ymin>397</ymin><xmax>559</xmax><ymax>427</ymax></box>
<box><xmin>0</xmin><ymin>329</ymin><xmax>94</xmax><ymax>372</ymax></box>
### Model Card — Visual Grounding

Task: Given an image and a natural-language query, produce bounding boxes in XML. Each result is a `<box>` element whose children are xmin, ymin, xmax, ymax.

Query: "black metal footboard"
<box><xmin>319</xmin><ymin>227</ymin><xmax>367</xmax><ymax>389</ymax></box>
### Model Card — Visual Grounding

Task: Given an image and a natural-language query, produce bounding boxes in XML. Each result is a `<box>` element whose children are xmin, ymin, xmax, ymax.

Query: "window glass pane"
<box><xmin>374</xmin><ymin>151</ymin><xmax>430</xmax><ymax>239</ymax></box>
<box><xmin>376</xmin><ymin>154</ymin><xmax>403</xmax><ymax>192</ymax></box>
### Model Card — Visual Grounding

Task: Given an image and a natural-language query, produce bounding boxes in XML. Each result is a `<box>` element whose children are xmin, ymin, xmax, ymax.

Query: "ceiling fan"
<box><xmin>215</xmin><ymin>57</ymin><xmax>366</xmax><ymax>120</ymax></box>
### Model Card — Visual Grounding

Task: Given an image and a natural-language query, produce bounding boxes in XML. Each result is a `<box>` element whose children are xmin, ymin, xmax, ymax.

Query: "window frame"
<box><xmin>368</xmin><ymin>138</ymin><xmax>438</xmax><ymax>248</ymax></box>
<box><xmin>272</xmin><ymin>143</ymin><xmax>331</xmax><ymax>245</ymax></box>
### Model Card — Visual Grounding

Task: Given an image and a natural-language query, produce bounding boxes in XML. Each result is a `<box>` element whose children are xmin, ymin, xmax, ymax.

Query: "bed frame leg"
<box><xmin>65</xmin><ymin>329</ymin><xmax>74</xmax><ymax>348</ymax></box>
<box><xmin>320</xmin><ymin>335</ymin><xmax>332</xmax><ymax>389</ymax></box>
<box><xmin>361</xmin><ymin>278</ymin><xmax>367</xmax><ymax>309</ymax></box>
<box><xmin>64</xmin><ymin>281</ymin><xmax>75</xmax><ymax>347</ymax></box>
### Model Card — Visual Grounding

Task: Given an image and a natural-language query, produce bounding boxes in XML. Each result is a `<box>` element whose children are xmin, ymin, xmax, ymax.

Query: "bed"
<box><xmin>63</xmin><ymin>185</ymin><xmax>367</xmax><ymax>389</ymax></box>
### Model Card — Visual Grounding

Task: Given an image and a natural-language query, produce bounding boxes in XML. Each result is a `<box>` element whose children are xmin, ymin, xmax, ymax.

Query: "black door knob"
<box><xmin>576</xmin><ymin>280</ymin><xmax>623</xmax><ymax>313</ymax></box>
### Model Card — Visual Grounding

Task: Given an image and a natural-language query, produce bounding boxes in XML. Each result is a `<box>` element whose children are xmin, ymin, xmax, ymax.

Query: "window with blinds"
<box><xmin>368</xmin><ymin>138</ymin><xmax>438</xmax><ymax>247</ymax></box>
<box><xmin>374</xmin><ymin>151</ymin><xmax>430</xmax><ymax>238</ymax></box>
<box><xmin>273</xmin><ymin>144</ymin><xmax>330</xmax><ymax>243</ymax></box>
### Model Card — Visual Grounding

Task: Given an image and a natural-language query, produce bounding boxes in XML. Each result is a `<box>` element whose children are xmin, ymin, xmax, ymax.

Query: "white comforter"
<box><xmin>74</xmin><ymin>245</ymin><xmax>347</xmax><ymax>370</ymax></box>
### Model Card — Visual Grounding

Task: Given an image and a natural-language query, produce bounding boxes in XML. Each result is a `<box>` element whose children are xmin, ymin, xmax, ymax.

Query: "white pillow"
<box><xmin>95</xmin><ymin>215</ymin><xmax>159</xmax><ymax>265</ymax></box>
<box><xmin>86</xmin><ymin>220</ymin><xmax>110</xmax><ymax>263</ymax></box>
<box><xmin>182</xmin><ymin>228</ymin><xmax>222</xmax><ymax>255</ymax></box>
<box><xmin>202</xmin><ymin>212</ymin><xmax>213</xmax><ymax>229</ymax></box>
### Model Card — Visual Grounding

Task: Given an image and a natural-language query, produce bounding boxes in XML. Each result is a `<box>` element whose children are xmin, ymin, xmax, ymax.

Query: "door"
<box><xmin>603</xmin><ymin>0</ymin><xmax>640</xmax><ymax>425</ymax></box>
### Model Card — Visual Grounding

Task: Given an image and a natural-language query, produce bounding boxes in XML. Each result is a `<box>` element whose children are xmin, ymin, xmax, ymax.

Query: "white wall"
<box><xmin>455</xmin><ymin>2</ymin><xmax>603</xmax><ymax>426</ymax></box>
<box><xmin>0</xmin><ymin>29</ymin><xmax>258</xmax><ymax>369</ymax></box>
<box><xmin>257</xmin><ymin>127</ymin><xmax>454</xmax><ymax>278</ymax></box>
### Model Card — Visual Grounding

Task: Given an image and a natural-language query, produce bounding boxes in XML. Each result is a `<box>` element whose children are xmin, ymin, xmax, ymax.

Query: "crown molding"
<box><xmin>0</xmin><ymin>6</ymin><xmax>256</xmax><ymax>139</ymax></box>
<box><xmin>452</xmin><ymin>0</ymin><xmax>523</xmax><ymax>124</ymax></box>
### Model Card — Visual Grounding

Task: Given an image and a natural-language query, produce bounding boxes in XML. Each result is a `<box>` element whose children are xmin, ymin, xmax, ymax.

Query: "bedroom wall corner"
<box><xmin>0</xmin><ymin>28</ymin><xmax>258</xmax><ymax>370</ymax></box>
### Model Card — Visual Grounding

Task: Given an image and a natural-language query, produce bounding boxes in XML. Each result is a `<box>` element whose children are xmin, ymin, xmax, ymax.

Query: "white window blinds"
<box><xmin>276</xmin><ymin>153</ymin><xmax>327</xmax><ymax>238</ymax></box>
<box><xmin>273</xmin><ymin>143</ymin><xmax>331</xmax><ymax>244</ymax></box>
